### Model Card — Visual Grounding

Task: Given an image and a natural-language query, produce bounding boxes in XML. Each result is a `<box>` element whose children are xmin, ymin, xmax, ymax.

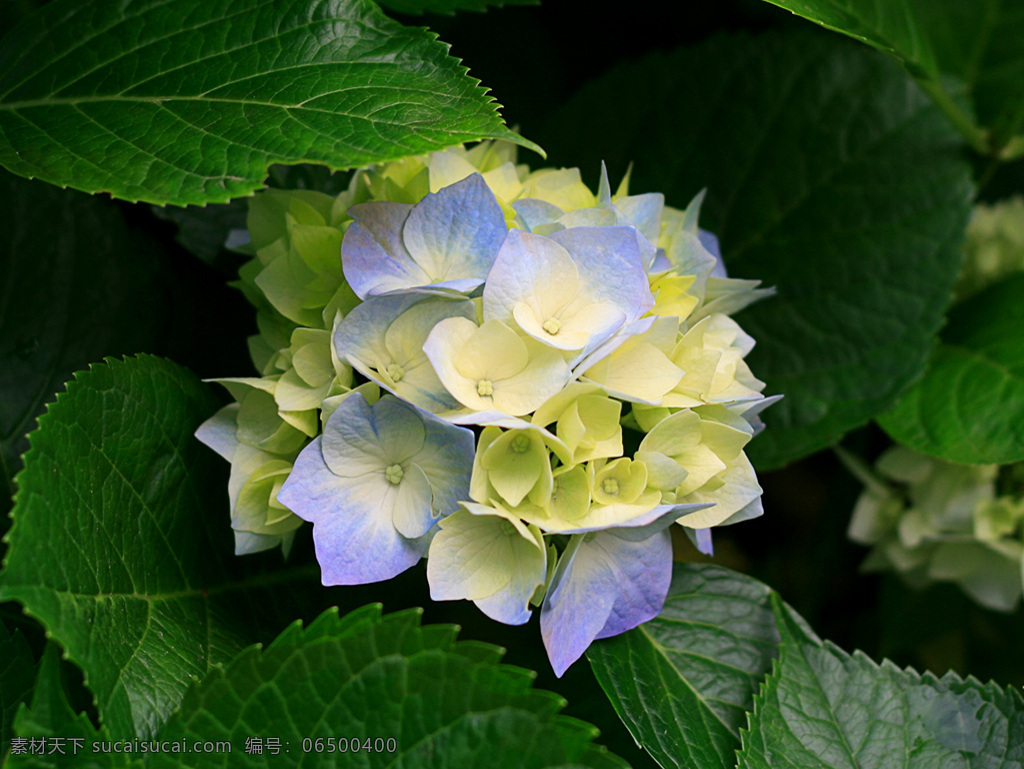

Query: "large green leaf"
<box><xmin>0</xmin><ymin>355</ymin><xmax>320</xmax><ymax>739</ymax></box>
<box><xmin>878</xmin><ymin>273</ymin><xmax>1024</xmax><ymax>464</ymax></box>
<box><xmin>0</xmin><ymin>0</ymin><xmax>539</xmax><ymax>206</ymax></box>
<box><xmin>755</xmin><ymin>0</ymin><xmax>1024</xmax><ymax>156</ymax></box>
<box><xmin>537</xmin><ymin>31</ymin><xmax>973</xmax><ymax>469</ymax></box>
<box><xmin>376</xmin><ymin>0</ymin><xmax>538</xmax><ymax>14</ymax></box>
<box><xmin>0</xmin><ymin>171</ymin><xmax>166</xmax><ymax>506</ymax></box>
<box><xmin>0</xmin><ymin>620</ymin><xmax>35</xmax><ymax>749</ymax></box>
<box><xmin>736</xmin><ymin>594</ymin><xmax>1024</xmax><ymax>768</ymax></box>
<box><xmin>585</xmin><ymin>564</ymin><xmax>783</xmax><ymax>769</ymax></box>
<box><xmin>10</xmin><ymin>607</ymin><xmax>627</xmax><ymax>769</ymax></box>
<box><xmin>150</xmin><ymin>605</ymin><xmax>627</xmax><ymax>769</ymax></box>
<box><xmin>9</xmin><ymin>644</ymin><xmax>139</xmax><ymax>769</ymax></box>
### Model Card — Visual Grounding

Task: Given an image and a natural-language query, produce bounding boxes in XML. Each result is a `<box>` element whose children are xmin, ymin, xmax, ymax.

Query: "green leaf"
<box><xmin>8</xmin><ymin>644</ymin><xmax>138</xmax><ymax>769</ymax></box>
<box><xmin>585</xmin><ymin>564</ymin><xmax>784</xmax><ymax>769</ymax></box>
<box><xmin>0</xmin><ymin>171</ymin><xmax>167</xmax><ymax>508</ymax></box>
<box><xmin>736</xmin><ymin>593</ymin><xmax>1024</xmax><ymax>768</ymax></box>
<box><xmin>0</xmin><ymin>355</ymin><xmax>319</xmax><ymax>739</ymax></box>
<box><xmin>878</xmin><ymin>273</ymin><xmax>1024</xmax><ymax>464</ymax></box>
<box><xmin>537</xmin><ymin>31</ymin><xmax>973</xmax><ymax>469</ymax></box>
<box><xmin>755</xmin><ymin>0</ymin><xmax>1024</xmax><ymax>156</ymax></box>
<box><xmin>0</xmin><ymin>0</ymin><xmax>540</xmax><ymax>206</ymax></box>
<box><xmin>1</xmin><ymin>620</ymin><xmax>35</xmax><ymax>748</ymax></box>
<box><xmin>376</xmin><ymin>0</ymin><xmax>538</xmax><ymax>14</ymax></box>
<box><xmin>149</xmin><ymin>605</ymin><xmax>627</xmax><ymax>769</ymax></box>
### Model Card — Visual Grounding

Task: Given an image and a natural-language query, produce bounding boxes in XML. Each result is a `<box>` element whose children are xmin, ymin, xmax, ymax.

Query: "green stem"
<box><xmin>916</xmin><ymin>77</ymin><xmax>990</xmax><ymax>156</ymax></box>
<box><xmin>999</xmin><ymin>135</ymin><xmax>1024</xmax><ymax>161</ymax></box>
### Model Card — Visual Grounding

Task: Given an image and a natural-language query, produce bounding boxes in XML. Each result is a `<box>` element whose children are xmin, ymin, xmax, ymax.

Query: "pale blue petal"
<box><xmin>616</xmin><ymin>193</ymin><xmax>664</xmax><ymax>247</ymax></box>
<box><xmin>195</xmin><ymin>404</ymin><xmax>240</xmax><ymax>462</ymax></box>
<box><xmin>320</xmin><ymin>394</ymin><xmax>425</xmax><ymax>477</ymax></box>
<box><xmin>594</xmin><ymin>530</ymin><xmax>672</xmax><ymax>639</ymax></box>
<box><xmin>699</xmin><ymin>229</ymin><xmax>723</xmax><ymax>264</ymax></box>
<box><xmin>482</xmin><ymin>228</ymin><xmax>575</xmax><ymax>326</ymax></box>
<box><xmin>409</xmin><ymin>407</ymin><xmax>476</xmax><ymax>520</ymax></box>
<box><xmin>665</xmin><ymin>229</ymin><xmax>717</xmax><ymax>287</ymax></box>
<box><xmin>649</xmin><ymin>249</ymin><xmax>671</xmax><ymax>273</ymax></box>
<box><xmin>541</xmin><ymin>529</ymin><xmax>672</xmax><ymax>676</ymax></box>
<box><xmin>727</xmin><ymin>393</ymin><xmax>783</xmax><ymax>437</ymax></box>
<box><xmin>686</xmin><ymin>527</ymin><xmax>715</xmax><ymax>555</ymax></box>
<box><xmin>334</xmin><ymin>292</ymin><xmax>422</xmax><ymax>367</ymax></box>
<box><xmin>445</xmin><ymin>409</ymin><xmax>536</xmax><ymax>430</ymax></box>
<box><xmin>276</xmin><ymin>437</ymin><xmax>427</xmax><ymax>584</ymax></box>
<box><xmin>402</xmin><ymin>173</ymin><xmax>507</xmax><ymax>288</ymax></box>
<box><xmin>342</xmin><ymin>202</ymin><xmax>430</xmax><ymax>299</ymax></box>
<box><xmin>548</xmin><ymin>226</ymin><xmax>654</xmax><ymax>317</ymax></box>
<box><xmin>335</xmin><ymin>294</ymin><xmax>473</xmax><ymax>412</ymax></box>
<box><xmin>540</xmin><ymin>536</ymin><xmax>613</xmax><ymax>677</ymax></box>
<box><xmin>512</xmin><ymin>198</ymin><xmax>564</xmax><ymax>231</ymax></box>
<box><xmin>476</xmin><ymin>586</ymin><xmax>534</xmax><ymax>626</ymax></box>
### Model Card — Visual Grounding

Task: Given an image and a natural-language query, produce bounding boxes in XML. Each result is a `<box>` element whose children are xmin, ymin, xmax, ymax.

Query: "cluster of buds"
<box><xmin>198</xmin><ymin>142</ymin><xmax>776</xmax><ymax>674</ymax></box>
<box><xmin>846</xmin><ymin>447</ymin><xmax>1024</xmax><ymax>611</ymax></box>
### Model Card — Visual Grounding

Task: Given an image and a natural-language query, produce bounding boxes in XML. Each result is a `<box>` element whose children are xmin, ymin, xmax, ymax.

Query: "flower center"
<box><xmin>542</xmin><ymin>317</ymin><xmax>562</xmax><ymax>335</ymax></box>
<box><xmin>384</xmin><ymin>464</ymin><xmax>404</xmax><ymax>485</ymax></box>
<box><xmin>602</xmin><ymin>478</ymin><xmax>620</xmax><ymax>496</ymax></box>
<box><xmin>510</xmin><ymin>434</ymin><xmax>530</xmax><ymax>453</ymax></box>
<box><xmin>477</xmin><ymin>379</ymin><xmax>494</xmax><ymax>397</ymax></box>
<box><xmin>385</xmin><ymin>362</ymin><xmax>405</xmax><ymax>382</ymax></box>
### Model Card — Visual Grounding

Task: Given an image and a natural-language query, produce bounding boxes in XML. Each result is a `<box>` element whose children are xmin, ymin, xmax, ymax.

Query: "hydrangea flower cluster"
<box><xmin>197</xmin><ymin>142</ymin><xmax>776</xmax><ymax>675</ymax></box>
<box><xmin>957</xmin><ymin>195</ymin><xmax>1024</xmax><ymax>301</ymax></box>
<box><xmin>845</xmin><ymin>446</ymin><xmax>1024</xmax><ymax>611</ymax></box>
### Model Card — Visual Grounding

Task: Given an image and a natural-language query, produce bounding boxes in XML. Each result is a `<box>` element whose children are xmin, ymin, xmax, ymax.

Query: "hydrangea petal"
<box><xmin>455</xmin><ymin>318</ymin><xmax>529</xmax><ymax>382</ymax></box>
<box><xmin>320</xmin><ymin>394</ymin><xmax>426</xmax><ymax>478</ymax></box>
<box><xmin>616</xmin><ymin>192</ymin><xmax>664</xmax><ymax>248</ymax></box>
<box><xmin>581</xmin><ymin>329</ymin><xmax>683</xmax><ymax>404</ymax></box>
<box><xmin>402</xmin><ymin>174</ymin><xmax>507</xmax><ymax>288</ymax></box>
<box><xmin>541</xmin><ymin>529</ymin><xmax>672</xmax><ymax>676</ymax></box>
<box><xmin>277</xmin><ymin>437</ymin><xmax>427</xmax><ymax>584</ymax></box>
<box><xmin>481</xmin><ymin>429</ymin><xmax>550</xmax><ymax>508</ymax></box>
<box><xmin>486</xmin><ymin>227</ymin><xmax>652</xmax><ymax>357</ymax></box>
<box><xmin>235</xmin><ymin>529</ymin><xmax>298</xmax><ymax>557</ymax></box>
<box><xmin>543</xmin><ymin>499</ymin><xmax>710</xmax><ymax>536</ymax></box>
<box><xmin>335</xmin><ymin>293</ymin><xmax>473</xmax><ymax>412</ymax></box>
<box><xmin>548</xmin><ymin>226</ymin><xmax>654</xmax><ymax>313</ymax></box>
<box><xmin>483</xmin><ymin>229</ymin><xmax>580</xmax><ymax>327</ymax></box>
<box><xmin>405</xmin><ymin>406</ymin><xmax>476</xmax><ymax>520</ymax></box>
<box><xmin>391</xmin><ymin>461</ymin><xmax>435</xmax><ymax>539</ymax></box>
<box><xmin>195</xmin><ymin>404</ymin><xmax>240</xmax><ymax>462</ymax></box>
<box><xmin>342</xmin><ymin>202</ymin><xmax>428</xmax><ymax>299</ymax></box>
<box><xmin>425</xmin><ymin>318</ymin><xmax>570</xmax><ymax>416</ymax></box>
<box><xmin>427</xmin><ymin>502</ymin><xmax>546</xmax><ymax>625</ymax></box>
<box><xmin>676</xmin><ymin>452</ymin><xmax>763</xmax><ymax>528</ymax></box>
<box><xmin>487</xmin><ymin>340</ymin><xmax>572</xmax><ymax>415</ymax></box>
<box><xmin>513</xmin><ymin>199</ymin><xmax>565</xmax><ymax>231</ymax></box>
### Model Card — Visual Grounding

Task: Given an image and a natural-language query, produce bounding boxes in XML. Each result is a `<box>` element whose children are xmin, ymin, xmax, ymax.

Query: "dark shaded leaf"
<box><xmin>538</xmin><ymin>31</ymin><xmax>973</xmax><ymax>469</ymax></box>
<box><xmin>878</xmin><ymin>273</ymin><xmax>1024</xmax><ymax>464</ymax></box>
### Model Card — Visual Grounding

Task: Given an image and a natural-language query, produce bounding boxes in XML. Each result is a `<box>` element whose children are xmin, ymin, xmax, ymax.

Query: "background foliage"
<box><xmin>2</xmin><ymin>0</ymin><xmax>1024</xmax><ymax>767</ymax></box>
